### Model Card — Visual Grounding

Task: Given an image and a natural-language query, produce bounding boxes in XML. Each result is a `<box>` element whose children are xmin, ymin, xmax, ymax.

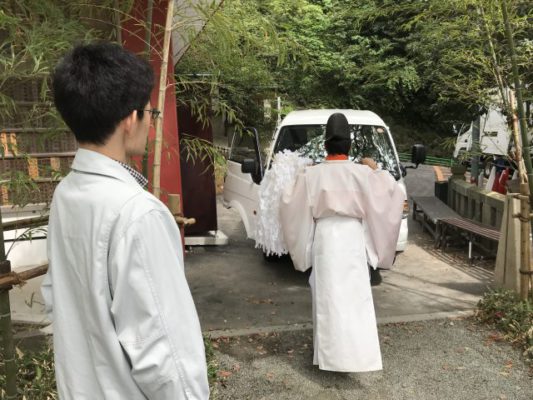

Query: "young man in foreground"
<box><xmin>41</xmin><ymin>42</ymin><xmax>209</xmax><ymax>399</ymax></box>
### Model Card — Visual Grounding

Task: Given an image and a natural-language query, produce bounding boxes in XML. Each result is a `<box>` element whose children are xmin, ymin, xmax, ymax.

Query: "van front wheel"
<box><xmin>262</xmin><ymin>251</ymin><xmax>283</xmax><ymax>262</ymax></box>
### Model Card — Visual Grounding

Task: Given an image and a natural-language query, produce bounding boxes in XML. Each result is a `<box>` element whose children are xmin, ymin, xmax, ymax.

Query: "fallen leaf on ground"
<box><xmin>218</xmin><ymin>370</ymin><xmax>232</xmax><ymax>378</ymax></box>
<box><xmin>246</xmin><ymin>297</ymin><xmax>275</xmax><ymax>305</ymax></box>
<box><xmin>256</xmin><ymin>345</ymin><xmax>267</xmax><ymax>355</ymax></box>
<box><xmin>488</xmin><ymin>332</ymin><xmax>505</xmax><ymax>342</ymax></box>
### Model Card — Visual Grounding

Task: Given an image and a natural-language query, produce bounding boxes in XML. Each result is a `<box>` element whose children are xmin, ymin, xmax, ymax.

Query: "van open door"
<box><xmin>222</xmin><ymin>128</ymin><xmax>263</xmax><ymax>239</ymax></box>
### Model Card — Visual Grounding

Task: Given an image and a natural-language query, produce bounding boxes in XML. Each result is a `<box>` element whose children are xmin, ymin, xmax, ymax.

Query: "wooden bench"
<box><xmin>411</xmin><ymin>196</ymin><xmax>500</xmax><ymax>261</ymax></box>
<box><xmin>412</xmin><ymin>196</ymin><xmax>461</xmax><ymax>242</ymax></box>
<box><xmin>438</xmin><ymin>217</ymin><xmax>500</xmax><ymax>261</ymax></box>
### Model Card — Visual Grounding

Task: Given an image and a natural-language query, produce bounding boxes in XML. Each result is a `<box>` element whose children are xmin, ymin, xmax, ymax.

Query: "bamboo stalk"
<box><xmin>1</xmin><ymin>215</ymin><xmax>49</xmax><ymax>232</ymax></box>
<box><xmin>142</xmin><ymin>0</ymin><xmax>154</xmax><ymax>179</ymax></box>
<box><xmin>518</xmin><ymin>183</ymin><xmax>531</xmax><ymax>299</ymax></box>
<box><xmin>114</xmin><ymin>0</ymin><xmax>122</xmax><ymax>44</ymax></box>
<box><xmin>502</xmin><ymin>0</ymin><xmax>532</xmax><ymax>299</ymax></box>
<box><xmin>477</xmin><ymin>3</ymin><xmax>509</xmax><ymax>113</ymax></box>
<box><xmin>144</xmin><ymin>0</ymin><xmax>154</xmax><ymax>59</ymax></box>
<box><xmin>509</xmin><ymin>91</ymin><xmax>531</xmax><ymax>300</ymax></box>
<box><xmin>0</xmin><ymin>264</ymin><xmax>48</xmax><ymax>288</ymax></box>
<box><xmin>152</xmin><ymin>0</ymin><xmax>175</xmax><ymax>199</ymax></box>
<box><xmin>0</xmin><ymin>207</ymin><xmax>17</xmax><ymax>398</ymax></box>
<box><xmin>501</xmin><ymin>0</ymin><xmax>533</xmax><ymax>199</ymax></box>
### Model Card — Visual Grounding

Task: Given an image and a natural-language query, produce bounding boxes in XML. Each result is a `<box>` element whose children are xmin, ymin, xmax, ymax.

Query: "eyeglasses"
<box><xmin>138</xmin><ymin>108</ymin><xmax>161</xmax><ymax>120</ymax></box>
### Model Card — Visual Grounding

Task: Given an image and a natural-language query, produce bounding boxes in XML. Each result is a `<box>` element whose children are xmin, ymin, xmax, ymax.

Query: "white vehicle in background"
<box><xmin>222</xmin><ymin>109</ymin><xmax>426</xmax><ymax>257</ymax></box>
<box><xmin>453</xmin><ymin>107</ymin><xmax>511</xmax><ymax>176</ymax></box>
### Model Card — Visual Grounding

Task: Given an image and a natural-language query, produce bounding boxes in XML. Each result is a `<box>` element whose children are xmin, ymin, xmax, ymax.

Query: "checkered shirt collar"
<box><xmin>116</xmin><ymin>161</ymin><xmax>148</xmax><ymax>188</ymax></box>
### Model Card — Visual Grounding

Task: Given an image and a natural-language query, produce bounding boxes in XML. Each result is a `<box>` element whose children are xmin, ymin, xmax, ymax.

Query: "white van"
<box><xmin>223</xmin><ymin>109</ymin><xmax>425</xmax><ymax>255</ymax></box>
<box><xmin>453</xmin><ymin>106</ymin><xmax>510</xmax><ymax>160</ymax></box>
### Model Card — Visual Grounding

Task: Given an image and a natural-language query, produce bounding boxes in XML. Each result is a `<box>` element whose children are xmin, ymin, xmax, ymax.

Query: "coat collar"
<box><xmin>71</xmin><ymin>148</ymin><xmax>140</xmax><ymax>187</ymax></box>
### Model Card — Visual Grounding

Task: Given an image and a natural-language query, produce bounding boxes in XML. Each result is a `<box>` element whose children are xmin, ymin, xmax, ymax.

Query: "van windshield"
<box><xmin>274</xmin><ymin>124</ymin><xmax>401</xmax><ymax>178</ymax></box>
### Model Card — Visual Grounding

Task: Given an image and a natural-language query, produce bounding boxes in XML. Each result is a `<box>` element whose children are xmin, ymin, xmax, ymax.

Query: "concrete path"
<box><xmin>187</xmin><ymin>195</ymin><xmax>493</xmax><ymax>337</ymax></box>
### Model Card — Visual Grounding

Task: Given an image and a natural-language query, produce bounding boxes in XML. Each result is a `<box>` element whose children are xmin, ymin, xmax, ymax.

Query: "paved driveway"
<box><xmin>186</xmin><ymin>166</ymin><xmax>493</xmax><ymax>336</ymax></box>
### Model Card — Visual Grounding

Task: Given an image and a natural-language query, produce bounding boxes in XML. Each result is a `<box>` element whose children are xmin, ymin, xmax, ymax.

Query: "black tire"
<box><xmin>369</xmin><ymin>266</ymin><xmax>383</xmax><ymax>286</ymax></box>
<box><xmin>262</xmin><ymin>251</ymin><xmax>283</xmax><ymax>262</ymax></box>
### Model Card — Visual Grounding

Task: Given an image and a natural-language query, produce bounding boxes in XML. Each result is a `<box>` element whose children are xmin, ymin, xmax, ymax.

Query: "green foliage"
<box><xmin>0</xmin><ymin>1</ymin><xmax>107</xmax><ymax>106</ymax></box>
<box><xmin>1</xmin><ymin>170</ymin><xmax>40</xmax><ymax>207</ymax></box>
<box><xmin>0</xmin><ymin>1</ymin><xmax>114</xmax><ymax>208</ymax></box>
<box><xmin>476</xmin><ymin>289</ymin><xmax>533</xmax><ymax>363</ymax></box>
<box><xmin>204</xmin><ymin>335</ymin><xmax>219</xmax><ymax>385</ymax></box>
<box><xmin>179</xmin><ymin>0</ymin><xmax>531</xmax><ymax>147</ymax></box>
<box><xmin>176</xmin><ymin>0</ymin><xmax>299</xmax><ymax>136</ymax></box>
<box><xmin>180</xmin><ymin>133</ymin><xmax>227</xmax><ymax>172</ymax></box>
<box><xmin>0</xmin><ymin>345</ymin><xmax>57</xmax><ymax>399</ymax></box>
<box><xmin>0</xmin><ymin>337</ymin><xmax>218</xmax><ymax>399</ymax></box>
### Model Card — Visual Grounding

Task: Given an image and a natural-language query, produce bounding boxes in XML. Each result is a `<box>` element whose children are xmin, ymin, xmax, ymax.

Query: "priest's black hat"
<box><xmin>325</xmin><ymin>113</ymin><xmax>350</xmax><ymax>142</ymax></box>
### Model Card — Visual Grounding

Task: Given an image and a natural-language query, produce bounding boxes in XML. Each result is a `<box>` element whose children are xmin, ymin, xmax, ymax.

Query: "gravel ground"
<box><xmin>209</xmin><ymin>318</ymin><xmax>532</xmax><ymax>400</ymax></box>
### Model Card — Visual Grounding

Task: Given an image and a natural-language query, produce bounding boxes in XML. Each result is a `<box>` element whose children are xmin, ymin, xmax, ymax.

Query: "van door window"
<box><xmin>229</xmin><ymin>130</ymin><xmax>259</xmax><ymax>163</ymax></box>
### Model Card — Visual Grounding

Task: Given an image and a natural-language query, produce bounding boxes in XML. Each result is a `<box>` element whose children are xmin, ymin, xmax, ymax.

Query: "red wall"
<box><xmin>122</xmin><ymin>0</ymin><xmax>182</xmax><ymax>206</ymax></box>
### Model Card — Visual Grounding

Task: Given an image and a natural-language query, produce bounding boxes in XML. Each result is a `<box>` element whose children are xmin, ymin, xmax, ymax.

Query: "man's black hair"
<box><xmin>52</xmin><ymin>42</ymin><xmax>154</xmax><ymax>145</ymax></box>
<box><xmin>325</xmin><ymin>138</ymin><xmax>351</xmax><ymax>155</ymax></box>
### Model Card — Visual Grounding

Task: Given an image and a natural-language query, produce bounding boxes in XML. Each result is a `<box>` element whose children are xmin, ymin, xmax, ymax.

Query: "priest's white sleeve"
<box><xmin>280</xmin><ymin>170</ymin><xmax>315</xmax><ymax>272</ymax></box>
<box><xmin>363</xmin><ymin>168</ymin><xmax>406</xmax><ymax>269</ymax></box>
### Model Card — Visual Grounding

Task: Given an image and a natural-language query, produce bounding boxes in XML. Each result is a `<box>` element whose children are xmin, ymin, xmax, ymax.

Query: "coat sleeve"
<box><xmin>41</xmin><ymin>224</ymin><xmax>54</xmax><ymax>322</ymax></box>
<box><xmin>279</xmin><ymin>170</ymin><xmax>315</xmax><ymax>272</ymax></box>
<box><xmin>41</xmin><ymin>268</ymin><xmax>53</xmax><ymax>322</ymax></box>
<box><xmin>108</xmin><ymin>209</ymin><xmax>209</xmax><ymax>400</ymax></box>
<box><xmin>363</xmin><ymin>168</ymin><xmax>406</xmax><ymax>269</ymax></box>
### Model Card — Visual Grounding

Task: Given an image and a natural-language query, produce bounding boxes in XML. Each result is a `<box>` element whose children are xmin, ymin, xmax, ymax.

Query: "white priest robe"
<box><xmin>280</xmin><ymin>160</ymin><xmax>405</xmax><ymax>372</ymax></box>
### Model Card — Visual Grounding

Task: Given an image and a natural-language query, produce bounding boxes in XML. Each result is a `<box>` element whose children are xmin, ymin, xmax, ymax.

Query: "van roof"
<box><xmin>280</xmin><ymin>109</ymin><xmax>386</xmax><ymax>127</ymax></box>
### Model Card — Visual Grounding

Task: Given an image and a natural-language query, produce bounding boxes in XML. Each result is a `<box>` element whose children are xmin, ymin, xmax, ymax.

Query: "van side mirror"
<box><xmin>241</xmin><ymin>159</ymin><xmax>257</xmax><ymax>174</ymax></box>
<box><xmin>411</xmin><ymin>144</ymin><xmax>426</xmax><ymax>166</ymax></box>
